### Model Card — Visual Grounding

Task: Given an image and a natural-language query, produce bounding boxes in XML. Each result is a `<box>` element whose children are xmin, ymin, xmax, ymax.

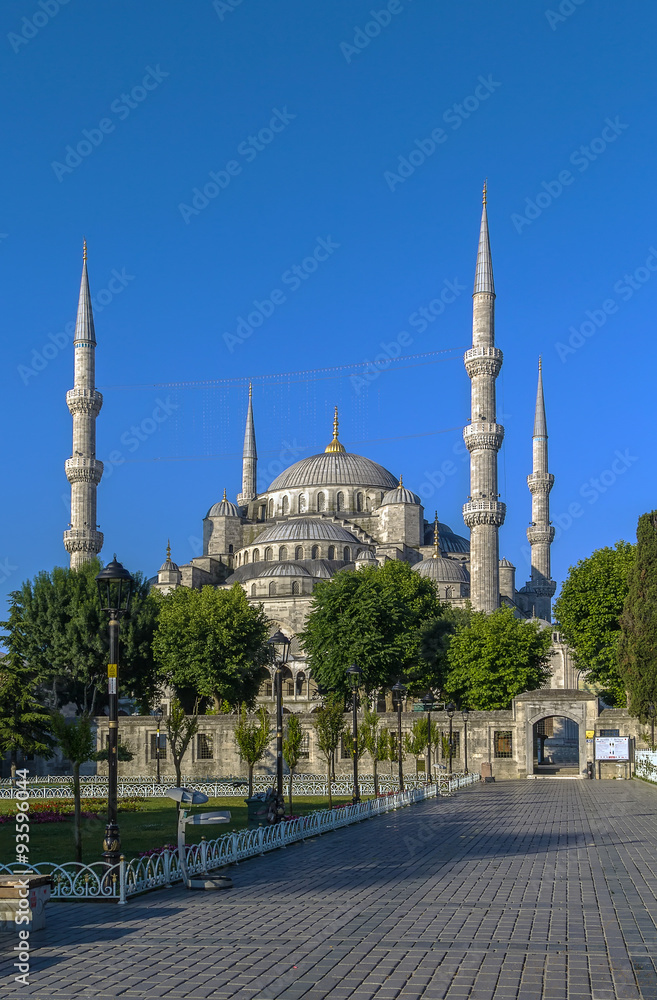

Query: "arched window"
<box><xmin>268</xmin><ymin>499</ymin><xmax>274</xmax><ymax>517</ymax></box>
<box><xmin>253</xmin><ymin>548</ymin><xmax>260</xmax><ymax>562</ymax></box>
<box><xmin>279</xmin><ymin>546</ymin><xmax>287</xmax><ymax>561</ymax></box>
<box><xmin>250</xmin><ymin>584</ymin><xmax>256</xmax><ymax>597</ymax></box>
<box><xmin>336</xmin><ymin>491</ymin><xmax>345</xmax><ymax>512</ymax></box>
<box><xmin>292</xmin><ymin>581</ymin><xmax>300</xmax><ymax>595</ymax></box>
<box><xmin>282</xmin><ymin>496</ymin><xmax>289</xmax><ymax>515</ymax></box>
<box><xmin>317</xmin><ymin>492</ymin><xmax>326</xmax><ymax>512</ymax></box>
<box><xmin>311</xmin><ymin>545</ymin><xmax>320</xmax><ymax>560</ymax></box>
<box><xmin>365</xmin><ymin>496</ymin><xmax>371</xmax><ymax>512</ymax></box>
<box><xmin>259</xmin><ymin>504</ymin><xmax>266</xmax><ymax>521</ymax></box>
<box><xmin>264</xmin><ymin>547</ymin><xmax>273</xmax><ymax>561</ymax></box>
<box><xmin>343</xmin><ymin>547</ymin><xmax>350</xmax><ymax>562</ymax></box>
<box><xmin>446</xmin><ymin>586</ymin><xmax>453</xmax><ymax>599</ymax></box>
<box><xmin>228</xmin><ymin>544</ymin><xmax>233</xmax><ymax>553</ymax></box>
<box><xmin>298</xmin><ymin>494</ymin><xmax>307</xmax><ymax>513</ymax></box>
<box><xmin>356</xmin><ymin>492</ymin><xmax>363</xmax><ymax>512</ymax></box>
<box><xmin>243</xmin><ymin>551</ymin><xmax>249</xmax><ymax>564</ymax></box>
<box><xmin>269</xmin><ymin>582</ymin><xmax>276</xmax><ymax>596</ymax></box>
<box><xmin>328</xmin><ymin>546</ymin><xmax>335</xmax><ymax>560</ymax></box>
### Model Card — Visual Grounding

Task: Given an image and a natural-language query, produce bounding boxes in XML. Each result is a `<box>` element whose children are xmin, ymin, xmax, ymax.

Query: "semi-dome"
<box><xmin>252</xmin><ymin>518</ymin><xmax>361</xmax><ymax>545</ymax></box>
<box><xmin>423</xmin><ymin>520</ymin><xmax>470</xmax><ymax>554</ymax></box>
<box><xmin>413</xmin><ymin>557</ymin><xmax>470</xmax><ymax>584</ymax></box>
<box><xmin>207</xmin><ymin>488</ymin><xmax>240</xmax><ymax>519</ymax></box>
<box><xmin>260</xmin><ymin>563</ymin><xmax>312</xmax><ymax>578</ymax></box>
<box><xmin>268</xmin><ymin>453</ymin><xmax>398</xmax><ymax>492</ymax></box>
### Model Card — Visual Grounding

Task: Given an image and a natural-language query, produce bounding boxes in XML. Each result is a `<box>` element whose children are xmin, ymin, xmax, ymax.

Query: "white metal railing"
<box><xmin>0</xmin><ymin>773</ymin><xmax>480</xmax><ymax>903</ymax></box>
<box><xmin>635</xmin><ymin>750</ymin><xmax>657</xmax><ymax>783</ymax></box>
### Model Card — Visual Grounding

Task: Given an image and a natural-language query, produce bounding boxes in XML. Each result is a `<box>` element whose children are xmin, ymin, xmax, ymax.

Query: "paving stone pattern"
<box><xmin>1</xmin><ymin>781</ymin><xmax>656</xmax><ymax>999</ymax></box>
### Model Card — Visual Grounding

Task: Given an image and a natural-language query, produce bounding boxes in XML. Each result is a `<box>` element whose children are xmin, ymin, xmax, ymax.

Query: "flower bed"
<box><xmin>0</xmin><ymin>797</ymin><xmax>145</xmax><ymax>824</ymax></box>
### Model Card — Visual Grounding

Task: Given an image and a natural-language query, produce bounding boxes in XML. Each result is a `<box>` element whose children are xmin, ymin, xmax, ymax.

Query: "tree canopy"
<box><xmin>618</xmin><ymin>512</ymin><xmax>657</xmax><ymax>717</ymax></box>
<box><xmin>153</xmin><ymin>584</ymin><xmax>271</xmax><ymax>711</ymax></box>
<box><xmin>553</xmin><ymin>541</ymin><xmax>635</xmax><ymax>705</ymax></box>
<box><xmin>442</xmin><ymin>605</ymin><xmax>552</xmax><ymax>709</ymax></box>
<box><xmin>1</xmin><ymin>560</ymin><xmax>159</xmax><ymax>715</ymax></box>
<box><xmin>298</xmin><ymin>561</ymin><xmax>445</xmax><ymax>697</ymax></box>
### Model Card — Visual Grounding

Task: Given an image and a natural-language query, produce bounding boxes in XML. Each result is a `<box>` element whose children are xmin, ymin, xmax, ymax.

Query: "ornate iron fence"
<box><xmin>0</xmin><ymin>773</ymin><xmax>480</xmax><ymax>903</ymax></box>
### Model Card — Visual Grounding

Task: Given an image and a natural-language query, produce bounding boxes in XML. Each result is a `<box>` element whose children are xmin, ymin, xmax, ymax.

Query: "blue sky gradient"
<box><xmin>2</xmin><ymin>0</ymin><xmax>656</xmax><ymax>609</ymax></box>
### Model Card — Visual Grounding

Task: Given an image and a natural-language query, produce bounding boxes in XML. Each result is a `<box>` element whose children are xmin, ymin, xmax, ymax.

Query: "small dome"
<box><xmin>159</xmin><ymin>541</ymin><xmax>179</xmax><ymax>573</ymax></box>
<box><xmin>207</xmin><ymin>489</ymin><xmax>240</xmax><ymax>519</ymax></box>
<box><xmin>380</xmin><ymin>487</ymin><xmax>421</xmax><ymax>506</ymax></box>
<box><xmin>499</xmin><ymin>557</ymin><xmax>515</xmax><ymax>568</ymax></box>
<box><xmin>252</xmin><ymin>518</ymin><xmax>360</xmax><ymax>545</ymax></box>
<box><xmin>260</xmin><ymin>563</ymin><xmax>312</xmax><ymax>578</ymax></box>
<box><xmin>423</xmin><ymin>520</ymin><xmax>470</xmax><ymax>554</ymax></box>
<box><xmin>355</xmin><ymin>549</ymin><xmax>377</xmax><ymax>563</ymax></box>
<box><xmin>413</xmin><ymin>557</ymin><xmax>470</xmax><ymax>585</ymax></box>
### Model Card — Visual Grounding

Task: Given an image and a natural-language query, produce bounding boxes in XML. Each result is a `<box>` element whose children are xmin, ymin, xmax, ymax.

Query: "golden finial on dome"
<box><xmin>222</xmin><ymin>487</ymin><xmax>227</xmax><ymax>502</ymax></box>
<box><xmin>483</xmin><ymin>179</ymin><xmax>487</xmax><ymax>206</ymax></box>
<box><xmin>325</xmin><ymin>405</ymin><xmax>346</xmax><ymax>454</ymax></box>
<box><xmin>398</xmin><ymin>475</ymin><xmax>403</xmax><ymax>488</ymax></box>
<box><xmin>166</xmin><ymin>539</ymin><xmax>171</xmax><ymax>560</ymax></box>
<box><xmin>432</xmin><ymin>512</ymin><xmax>441</xmax><ymax>559</ymax></box>
<box><xmin>538</xmin><ymin>355</ymin><xmax>542</xmax><ymax>372</ymax></box>
<box><xmin>83</xmin><ymin>238</ymin><xmax>87</xmax><ymax>262</ymax></box>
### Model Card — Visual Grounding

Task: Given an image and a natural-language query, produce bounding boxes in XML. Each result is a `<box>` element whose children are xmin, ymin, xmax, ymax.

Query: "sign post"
<box><xmin>594</xmin><ymin>736</ymin><xmax>630</xmax><ymax>780</ymax></box>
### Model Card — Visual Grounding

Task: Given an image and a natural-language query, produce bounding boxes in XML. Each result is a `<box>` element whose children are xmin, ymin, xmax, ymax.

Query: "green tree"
<box><xmin>554</xmin><ymin>542</ymin><xmax>635</xmax><ymax>705</ymax></box>
<box><xmin>299</xmin><ymin>561</ymin><xmax>444</xmax><ymax>699</ymax></box>
<box><xmin>403</xmin><ymin>716</ymin><xmax>440</xmax><ymax>775</ymax></box>
<box><xmin>165</xmin><ymin>697</ymin><xmax>200</xmax><ymax>793</ymax></box>
<box><xmin>312</xmin><ymin>695</ymin><xmax>345</xmax><ymax>807</ymax></box>
<box><xmin>618</xmin><ymin>512</ymin><xmax>657</xmax><ymax>718</ymax></box>
<box><xmin>2</xmin><ymin>561</ymin><xmax>159</xmax><ymax>714</ymax></box>
<box><xmin>233</xmin><ymin>705</ymin><xmax>272</xmax><ymax>798</ymax></box>
<box><xmin>408</xmin><ymin>606</ymin><xmax>472</xmax><ymax>695</ymax></box>
<box><xmin>282</xmin><ymin>714</ymin><xmax>304</xmax><ymax>815</ymax></box>
<box><xmin>360</xmin><ymin>709</ymin><xmax>390</xmax><ymax>796</ymax></box>
<box><xmin>443</xmin><ymin>605</ymin><xmax>552</xmax><ymax>710</ymax></box>
<box><xmin>49</xmin><ymin>713</ymin><xmax>96</xmax><ymax>863</ymax></box>
<box><xmin>153</xmin><ymin>585</ymin><xmax>270</xmax><ymax>711</ymax></box>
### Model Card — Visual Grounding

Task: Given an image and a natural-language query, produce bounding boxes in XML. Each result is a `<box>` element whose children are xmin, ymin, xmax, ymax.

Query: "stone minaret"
<box><xmin>63</xmin><ymin>241</ymin><xmax>104</xmax><ymax>568</ymax></box>
<box><xmin>237</xmin><ymin>383</ymin><xmax>257</xmax><ymax>505</ymax></box>
<box><xmin>462</xmin><ymin>183</ymin><xmax>506</xmax><ymax>612</ymax></box>
<box><xmin>523</xmin><ymin>358</ymin><xmax>556</xmax><ymax>620</ymax></box>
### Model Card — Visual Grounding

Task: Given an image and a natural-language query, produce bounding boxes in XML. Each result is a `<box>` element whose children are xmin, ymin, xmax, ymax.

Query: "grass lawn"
<box><xmin>0</xmin><ymin>795</ymin><xmax>357</xmax><ymax>866</ymax></box>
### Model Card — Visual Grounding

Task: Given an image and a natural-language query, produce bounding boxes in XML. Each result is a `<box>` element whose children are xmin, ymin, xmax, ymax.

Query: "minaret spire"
<box><xmin>325</xmin><ymin>406</ymin><xmax>346</xmax><ymax>454</ymax></box>
<box><xmin>63</xmin><ymin>242</ymin><xmax>104</xmax><ymax>568</ymax></box>
<box><xmin>462</xmin><ymin>184</ymin><xmax>505</xmax><ymax>612</ymax></box>
<box><xmin>432</xmin><ymin>512</ymin><xmax>441</xmax><ymax>559</ymax></box>
<box><xmin>237</xmin><ymin>383</ymin><xmax>257</xmax><ymax>506</ymax></box>
<box><xmin>522</xmin><ymin>358</ymin><xmax>556</xmax><ymax>620</ymax></box>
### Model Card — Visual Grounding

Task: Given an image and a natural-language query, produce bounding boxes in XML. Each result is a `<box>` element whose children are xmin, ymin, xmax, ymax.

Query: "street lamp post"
<box><xmin>421</xmin><ymin>691</ymin><xmax>434</xmax><ymax>784</ymax></box>
<box><xmin>347</xmin><ymin>665</ymin><xmax>362</xmax><ymax>803</ymax></box>
<box><xmin>154</xmin><ymin>706</ymin><xmax>163</xmax><ymax>784</ymax></box>
<box><xmin>392</xmin><ymin>681</ymin><xmax>407</xmax><ymax>791</ymax></box>
<box><xmin>446</xmin><ymin>702</ymin><xmax>456</xmax><ymax>776</ymax></box>
<box><xmin>461</xmin><ymin>707</ymin><xmax>470</xmax><ymax>774</ymax></box>
<box><xmin>95</xmin><ymin>556</ymin><xmax>133</xmax><ymax>867</ymax></box>
<box><xmin>267</xmin><ymin>629</ymin><xmax>291</xmax><ymax>805</ymax></box>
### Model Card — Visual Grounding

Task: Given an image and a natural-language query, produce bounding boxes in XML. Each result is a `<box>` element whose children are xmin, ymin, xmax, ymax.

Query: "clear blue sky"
<box><xmin>2</xmin><ymin>0</ymin><xmax>656</xmax><ymax>612</ymax></box>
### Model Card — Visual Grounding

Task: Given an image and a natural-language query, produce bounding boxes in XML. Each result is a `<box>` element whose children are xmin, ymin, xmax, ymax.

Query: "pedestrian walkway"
<box><xmin>1</xmin><ymin>781</ymin><xmax>656</xmax><ymax>999</ymax></box>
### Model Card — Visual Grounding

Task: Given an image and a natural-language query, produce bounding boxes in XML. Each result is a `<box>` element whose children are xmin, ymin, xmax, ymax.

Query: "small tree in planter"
<box><xmin>233</xmin><ymin>705</ymin><xmax>272</xmax><ymax>798</ymax></box>
<box><xmin>49</xmin><ymin>713</ymin><xmax>95</xmax><ymax>863</ymax></box>
<box><xmin>312</xmin><ymin>695</ymin><xmax>344</xmax><ymax>808</ymax></box>
<box><xmin>282</xmin><ymin>714</ymin><xmax>304</xmax><ymax>816</ymax></box>
<box><xmin>165</xmin><ymin>698</ymin><xmax>199</xmax><ymax>805</ymax></box>
<box><xmin>361</xmin><ymin>709</ymin><xmax>391</xmax><ymax>796</ymax></box>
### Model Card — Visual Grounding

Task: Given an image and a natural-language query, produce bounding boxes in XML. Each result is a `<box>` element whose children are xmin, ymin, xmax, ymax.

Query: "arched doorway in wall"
<box><xmin>532</xmin><ymin>715</ymin><xmax>580</xmax><ymax>775</ymax></box>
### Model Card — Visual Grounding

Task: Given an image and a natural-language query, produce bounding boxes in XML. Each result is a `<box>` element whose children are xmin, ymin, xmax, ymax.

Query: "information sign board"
<box><xmin>594</xmin><ymin>736</ymin><xmax>630</xmax><ymax>760</ymax></box>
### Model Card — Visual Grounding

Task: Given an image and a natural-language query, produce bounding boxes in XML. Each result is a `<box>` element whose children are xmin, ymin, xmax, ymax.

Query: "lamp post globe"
<box><xmin>446</xmin><ymin>702</ymin><xmax>456</xmax><ymax>776</ymax></box>
<box><xmin>95</xmin><ymin>556</ymin><xmax>134</xmax><ymax>868</ymax></box>
<box><xmin>392</xmin><ymin>681</ymin><xmax>407</xmax><ymax>791</ymax></box>
<box><xmin>421</xmin><ymin>691</ymin><xmax>434</xmax><ymax>784</ymax></box>
<box><xmin>347</xmin><ymin>665</ymin><xmax>362</xmax><ymax>803</ymax></box>
<box><xmin>267</xmin><ymin>630</ymin><xmax>291</xmax><ymax>809</ymax></box>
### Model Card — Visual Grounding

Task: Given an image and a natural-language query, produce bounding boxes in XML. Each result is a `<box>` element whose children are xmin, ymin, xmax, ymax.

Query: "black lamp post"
<box><xmin>154</xmin><ymin>706</ymin><xmax>163</xmax><ymax>784</ymax></box>
<box><xmin>421</xmin><ymin>691</ymin><xmax>434</xmax><ymax>783</ymax></box>
<box><xmin>461</xmin><ymin>707</ymin><xmax>469</xmax><ymax>774</ymax></box>
<box><xmin>267</xmin><ymin>629</ymin><xmax>291</xmax><ymax>803</ymax></box>
<box><xmin>95</xmin><ymin>556</ymin><xmax>133</xmax><ymax>867</ymax></box>
<box><xmin>647</xmin><ymin>701</ymin><xmax>656</xmax><ymax>749</ymax></box>
<box><xmin>392</xmin><ymin>681</ymin><xmax>407</xmax><ymax>791</ymax></box>
<box><xmin>446</xmin><ymin>702</ymin><xmax>456</xmax><ymax>776</ymax></box>
<box><xmin>347</xmin><ymin>665</ymin><xmax>362</xmax><ymax>803</ymax></box>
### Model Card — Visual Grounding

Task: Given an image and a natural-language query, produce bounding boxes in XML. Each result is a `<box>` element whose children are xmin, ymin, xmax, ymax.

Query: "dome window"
<box><xmin>356</xmin><ymin>492</ymin><xmax>363</xmax><ymax>512</ymax></box>
<box><xmin>311</xmin><ymin>545</ymin><xmax>320</xmax><ymax>560</ymax></box>
<box><xmin>243</xmin><ymin>551</ymin><xmax>249</xmax><ymax>564</ymax></box>
<box><xmin>295</xmin><ymin>545</ymin><xmax>303</xmax><ymax>560</ymax></box>
<box><xmin>250</xmin><ymin>584</ymin><xmax>256</xmax><ymax>597</ymax></box>
<box><xmin>317</xmin><ymin>492</ymin><xmax>326</xmax><ymax>512</ymax></box>
<box><xmin>336</xmin><ymin>491</ymin><xmax>345</xmax><ymax>512</ymax></box>
<box><xmin>269</xmin><ymin>582</ymin><xmax>276</xmax><ymax>596</ymax></box>
<box><xmin>268</xmin><ymin>499</ymin><xmax>274</xmax><ymax>517</ymax></box>
<box><xmin>228</xmin><ymin>544</ymin><xmax>233</xmax><ymax>553</ymax></box>
<box><xmin>282</xmin><ymin>496</ymin><xmax>289</xmax><ymax>515</ymax></box>
<box><xmin>298</xmin><ymin>494</ymin><xmax>307</xmax><ymax>513</ymax></box>
<box><xmin>253</xmin><ymin>548</ymin><xmax>260</xmax><ymax>562</ymax></box>
<box><xmin>264</xmin><ymin>547</ymin><xmax>273</xmax><ymax>561</ymax></box>
<box><xmin>292</xmin><ymin>581</ymin><xmax>300</xmax><ymax>596</ymax></box>
<box><xmin>343</xmin><ymin>547</ymin><xmax>350</xmax><ymax>561</ymax></box>
<box><xmin>328</xmin><ymin>546</ymin><xmax>335</xmax><ymax>560</ymax></box>
<box><xmin>279</xmin><ymin>546</ymin><xmax>287</xmax><ymax>561</ymax></box>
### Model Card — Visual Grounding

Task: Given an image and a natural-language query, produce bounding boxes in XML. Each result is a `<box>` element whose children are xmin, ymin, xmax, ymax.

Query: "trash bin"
<box><xmin>586</xmin><ymin>761</ymin><xmax>594</xmax><ymax>779</ymax></box>
<box><xmin>245</xmin><ymin>793</ymin><xmax>269</xmax><ymax>825</ymax></box>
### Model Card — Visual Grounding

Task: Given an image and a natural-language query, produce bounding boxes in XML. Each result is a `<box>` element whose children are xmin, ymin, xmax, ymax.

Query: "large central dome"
<box><xmin>268</xmin><ymin>452</ymin><xmax>398</xmax><ymax>491</ymax></box>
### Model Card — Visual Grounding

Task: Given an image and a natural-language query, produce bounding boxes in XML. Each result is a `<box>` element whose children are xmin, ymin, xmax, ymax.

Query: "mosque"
<box><xmin>64</xmin><ymin>189</ymin><xmax>567</xmax><ymax>706</ymax></box>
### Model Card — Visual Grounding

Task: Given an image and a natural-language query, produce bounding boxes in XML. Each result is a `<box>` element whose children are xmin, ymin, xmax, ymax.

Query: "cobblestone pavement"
<box><xmin>1</xmin><ymin>780</ymin><xmax>656</xmax><ymax>1000</ymax></box>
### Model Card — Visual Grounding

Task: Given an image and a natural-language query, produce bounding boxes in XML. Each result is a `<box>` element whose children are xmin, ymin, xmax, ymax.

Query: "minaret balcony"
<box><xmin>65</xmin><ymin>457</ymin><xmax>104</xmax><ymax>485</ymax></box>
<box><xmin>526</xmin><ymin>525</ymin><xmax>555</xmax><ymax>545</ymax></box>
<box><xmin>463</xmin><ymin>422</ymin><xmax>504</xmax><ymax>452</ymax></box>
<box><xmin>63</xmin><ymin>528</ymin><xmax>104</xmax><ymax>553</ymax></box>
<box><xmin>464</xmin><ymin>347</ymin><xmax>503</xmax><ymax>379</ymax></box>
<box><xmin>527</xmin><ymin>472</ymin><xmax>554</xmax><ymax>492</ymax></box>
<box><xmin>66</xmin><ymin>387</ymin><xmax>103</xmax><ymax>416</ymax></box>
<box><xmin>462</xmin><ymin>499</ymin><xmax>506</xmax><ymax>528</ymax></box>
